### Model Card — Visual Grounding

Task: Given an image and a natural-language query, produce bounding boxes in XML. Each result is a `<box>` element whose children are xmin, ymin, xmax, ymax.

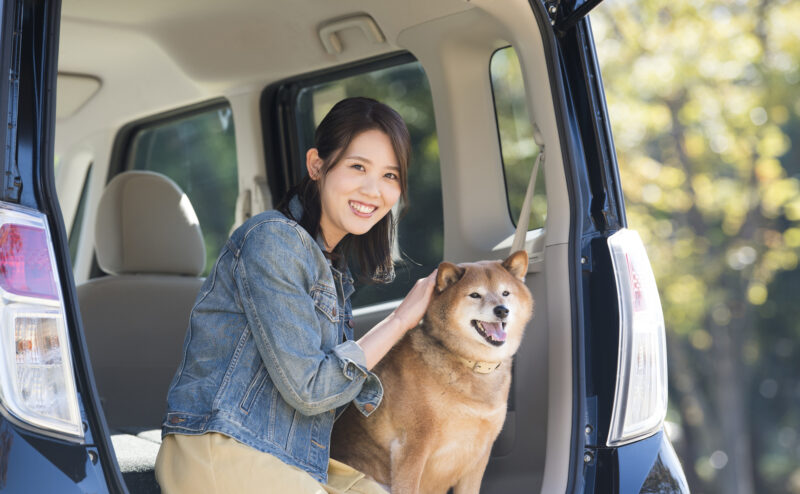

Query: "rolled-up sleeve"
<box><xmin>233</xmin><ymin>220</ymin><xmax>382</xmax><ymax>417</ymax></box>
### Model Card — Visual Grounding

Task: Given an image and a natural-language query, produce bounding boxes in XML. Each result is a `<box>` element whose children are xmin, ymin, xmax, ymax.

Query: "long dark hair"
<box><xmin>277</xmin><ymin>97</ymin><xmax>411</xmax><ymax>283</ymax></box>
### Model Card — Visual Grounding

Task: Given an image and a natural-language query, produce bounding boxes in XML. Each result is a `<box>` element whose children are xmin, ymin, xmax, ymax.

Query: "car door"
<box><xmin>535</xmin><ymin>2</ymin><xmax>689</xmax><ymax>492</ymax></box>
<box><xmin>0</xmin><ymin>0</ymin><xmax>123</xmax><ymax>491</ymax></box>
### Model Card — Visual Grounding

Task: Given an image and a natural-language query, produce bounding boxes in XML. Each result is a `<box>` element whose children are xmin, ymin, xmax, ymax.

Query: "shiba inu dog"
<box><xmin>331</xmin><ymin>250</ymin><xmax>534</xmax><ymax>494</ymax></box>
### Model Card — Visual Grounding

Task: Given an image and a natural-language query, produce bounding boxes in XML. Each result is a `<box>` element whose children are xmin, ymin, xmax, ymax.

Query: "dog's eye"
<box><xmin>502</xmin><ymin>290</ymin><xmax>510</xmax><ymax>296</ymax></box>
<box><xmin>469</xmin><ymin>292</ymin><xmax>481</xmax><ymax>299</ymax></box>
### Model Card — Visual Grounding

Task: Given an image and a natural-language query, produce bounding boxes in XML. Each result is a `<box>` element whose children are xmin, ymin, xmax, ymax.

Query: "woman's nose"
<box><xmin>360</xmin><ymin>175</ymin><xmax>381</xmax><ymax>197</ymax></box>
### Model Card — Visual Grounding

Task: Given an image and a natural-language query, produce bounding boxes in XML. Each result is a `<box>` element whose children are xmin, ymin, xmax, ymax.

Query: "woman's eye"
<box><xmin>502</xmin><ymin>290</ymin><xmax>510</xmax><ymax>297</ymax></box>
<box><xmin>469</xmin><ymin>292</ymin><xmax>481</xmax><ymax>299</ymax></box>
<box><xmin>385</xmin><ymin>172</ymin><xmax>398</xmax><ymax>180</ymax></box>
<box><xmin>351</xmin><ymin>163</ymin><xmax>365</xmax><ymax>171</ymax></box>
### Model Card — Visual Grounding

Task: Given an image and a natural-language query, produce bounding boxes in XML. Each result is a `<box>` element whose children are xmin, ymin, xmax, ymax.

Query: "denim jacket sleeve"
<box><xmin>233</xmin><ymin>219</ymin><xmax>382</xmax><ymax>417</ymax></box>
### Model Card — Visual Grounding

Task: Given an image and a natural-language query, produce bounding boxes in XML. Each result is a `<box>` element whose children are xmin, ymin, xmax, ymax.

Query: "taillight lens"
<box><xmin>0</xmin><ymin>204</ymin><xmax>82</xmax><ymax>438</ymax></box>
<box><xmin>607</xmin><ymin>228</ymin><xmax>668</xmax><ymax>446</ymax></box>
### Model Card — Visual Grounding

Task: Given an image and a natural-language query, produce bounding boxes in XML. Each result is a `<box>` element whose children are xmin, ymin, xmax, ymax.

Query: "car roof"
<box><xmin>56</xmin><ymin>0</ymin><xmax>471</xmax><ymax>136</ymax></box>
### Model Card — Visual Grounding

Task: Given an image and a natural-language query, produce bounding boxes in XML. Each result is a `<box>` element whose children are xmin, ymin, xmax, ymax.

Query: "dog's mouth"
<box><xmin>471</xmin><ymin>320</ymin><xmax>507</xmax><ymax>346</ymax></box>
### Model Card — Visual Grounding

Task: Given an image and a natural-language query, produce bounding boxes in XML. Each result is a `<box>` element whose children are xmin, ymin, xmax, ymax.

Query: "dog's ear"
<box><xmin>436</xmin><ymin>262</ymin><xmax>465</xmax><ymax>293</ymax></box>
<box><xmin>502</xmin><ymin>250</ymin><xmax>529</xmax><ymax>282</ymax></box>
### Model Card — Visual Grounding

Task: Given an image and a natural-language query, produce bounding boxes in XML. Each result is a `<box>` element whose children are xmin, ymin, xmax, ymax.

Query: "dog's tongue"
<box><xmin>482</xmin><ymin>322</ymin><xmax>507</xmax><ymax>341</ymax></box>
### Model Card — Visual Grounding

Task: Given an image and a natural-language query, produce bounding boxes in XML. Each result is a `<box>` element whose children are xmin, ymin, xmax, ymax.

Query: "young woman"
<box><xmin>155</xmin><ymin>97</ymin><xmax>436</xmax><ymax>493</ymax></box>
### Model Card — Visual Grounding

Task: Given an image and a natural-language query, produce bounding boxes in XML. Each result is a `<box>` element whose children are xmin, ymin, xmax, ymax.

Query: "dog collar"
<box><xmin>457</xmin><ymin>357</ymin><xmax>501</xmax><ymax>374</ymax></box>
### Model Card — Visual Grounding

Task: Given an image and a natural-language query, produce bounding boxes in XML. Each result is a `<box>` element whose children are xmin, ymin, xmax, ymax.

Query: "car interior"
<box><xmin>55</xmin><ymin>0</ymin><xmax>575</xmax><ymax>492</ymax></box>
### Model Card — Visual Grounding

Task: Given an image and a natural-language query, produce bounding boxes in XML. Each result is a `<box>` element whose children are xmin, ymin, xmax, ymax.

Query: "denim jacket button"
<box><xmin>363</xmin><ymin>403</ymin><xmax>375</xmax><ymax>413</ymax></box>
<box><xmin>332</xmin><ymin>308</ymin><xmax>337</xmax><ymax>317</ymax></box>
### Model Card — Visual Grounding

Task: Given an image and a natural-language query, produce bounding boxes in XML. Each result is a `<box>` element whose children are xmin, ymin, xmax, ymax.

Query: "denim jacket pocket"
<box><xmin>310</xmin><ymin>282</ymin><xmax>338</xmax><ymax>323</ymax></box>
<box><xmin>239</xmin><ymin>362</ymin><xmax>269</xmax><ymax>414</ymax></box>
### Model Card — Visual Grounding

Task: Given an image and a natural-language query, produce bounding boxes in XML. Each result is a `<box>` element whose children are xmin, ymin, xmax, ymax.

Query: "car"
<box><xmin>0</xmin><ymin>0</ymin><xmax>691</xmax><ymax>492</ymax></box>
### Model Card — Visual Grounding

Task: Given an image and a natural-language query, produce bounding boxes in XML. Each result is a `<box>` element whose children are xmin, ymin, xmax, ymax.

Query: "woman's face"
<box><xmin>307</xmin><ymin>129</ymin><xmax>403</xmax><ymax>250</ymax></box>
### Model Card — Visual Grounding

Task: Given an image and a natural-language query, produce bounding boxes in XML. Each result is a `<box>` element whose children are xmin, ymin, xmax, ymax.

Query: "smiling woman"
<box><xmin>156</xmin><ymin>97</ymin><xmax>438</xmax><ymax>494</ymax></box>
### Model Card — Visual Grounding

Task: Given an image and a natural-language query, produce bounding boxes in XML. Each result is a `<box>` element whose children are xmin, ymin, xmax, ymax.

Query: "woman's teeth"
<box><xmin>350</xmin><ymin>201</ymin><xmax>376</xmax><ymax>214</ymax></box>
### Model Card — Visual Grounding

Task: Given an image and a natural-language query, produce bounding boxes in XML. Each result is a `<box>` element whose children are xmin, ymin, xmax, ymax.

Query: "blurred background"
<box><xmin>591</xmin><ymin>0</ymin><xmax>800</xmax><ymax>492</ymax></box>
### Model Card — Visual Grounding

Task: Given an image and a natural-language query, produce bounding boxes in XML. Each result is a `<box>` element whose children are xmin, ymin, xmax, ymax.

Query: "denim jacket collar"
<box><xmin>288</xmin><ymin>196</ymin><xmax>354</xmax><ymax>301</ymax></box>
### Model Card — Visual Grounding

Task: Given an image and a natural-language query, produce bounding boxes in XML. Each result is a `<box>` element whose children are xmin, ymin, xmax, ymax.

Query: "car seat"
<box><xmin>76</xmin><ymin>171</ymin><xmax>206</xmax><ymax>491</ymax></box>
<box><xmin>78</xmin><ymin>169</ymin><xmax>206</xmax><ymax>429</ymax></box>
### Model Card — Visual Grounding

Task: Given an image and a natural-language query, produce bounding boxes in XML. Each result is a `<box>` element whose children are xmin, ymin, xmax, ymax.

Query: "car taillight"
<box><xmin>0</xmin><ymin>203</ymin><xmax>82</xmax><ymax>438</ymax></box>
<box><xmin>607</xmin><ymin>228</ymin><xmax>668</xmax><ymax>446</ymax></box>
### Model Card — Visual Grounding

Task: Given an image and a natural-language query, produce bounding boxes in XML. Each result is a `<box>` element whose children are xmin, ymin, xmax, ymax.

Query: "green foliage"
<box><xmin>593</xmin><ymin>0</ymin><xmax>800</xmax><ymax>491</ymax></box>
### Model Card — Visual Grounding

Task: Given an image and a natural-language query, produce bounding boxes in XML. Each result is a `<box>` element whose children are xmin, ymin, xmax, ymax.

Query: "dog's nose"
<box><xmin>494</xmin><ymin>305</ymin><xmax>509</xmax><ymax>319</ymax></box>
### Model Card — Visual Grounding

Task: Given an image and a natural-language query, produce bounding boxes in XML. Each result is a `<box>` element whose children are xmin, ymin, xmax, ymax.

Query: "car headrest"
<box><xmin>95</xmin><ymin>171</ymin><xmax>206</xmax><ymax>276</ymax></box>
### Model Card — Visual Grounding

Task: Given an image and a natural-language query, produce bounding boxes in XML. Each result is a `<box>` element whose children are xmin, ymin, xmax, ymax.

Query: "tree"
<box><xmin>592</xmin><ymin>0</ymin><xmax>800</xmax><ymax>492</ymax></box>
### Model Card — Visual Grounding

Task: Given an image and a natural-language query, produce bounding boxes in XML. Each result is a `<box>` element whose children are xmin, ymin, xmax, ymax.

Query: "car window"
<box><xmin>68</xmin><ymin>163</ymin><xmax>92</xmax><ymax>265</ymax></box>
<box><xmin>490</xmin><ymin>46</ymin><xmax>547</xmax><ymax>230</ymax></box>
<box><xmin>126</xmin><ymin>104</ymin><xmax>238</xmax><ymax>275</ymax></box>
<box><xmin>294</xmin><ymin>60</ymin><xmax>443</xmax><ymax>308</ymax></box>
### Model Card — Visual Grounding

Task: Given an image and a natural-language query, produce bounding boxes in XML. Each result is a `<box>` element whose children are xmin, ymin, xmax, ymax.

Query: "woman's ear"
<box><xmin>306</xmin><ymin>148</ymin><xmax>323</xmax><ymax>180</ymax></box>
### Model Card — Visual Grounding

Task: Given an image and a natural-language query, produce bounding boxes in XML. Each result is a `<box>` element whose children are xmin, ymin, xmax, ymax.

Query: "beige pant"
<box><xmin>155</xmin><ymin>432</ymin><xmax>388</xmax><ymax>494</ymax></box>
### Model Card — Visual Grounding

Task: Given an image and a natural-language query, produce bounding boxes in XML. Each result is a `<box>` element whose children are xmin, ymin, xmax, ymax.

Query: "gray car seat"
<box><xmin>77</xmin><ymin>170</ymin><xmax>206</xmax><ymax>492</ymax></box>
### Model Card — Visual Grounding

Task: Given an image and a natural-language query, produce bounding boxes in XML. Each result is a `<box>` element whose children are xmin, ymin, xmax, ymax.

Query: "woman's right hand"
<box><xmin>357</xmin><ymin>269</ymin><xmax>438</xmax><ymax>370</ymax></box>
<box><xmin>391</xmin><ymin>269</ymin><xmax>438</xmax><ymax>331</ymax></box>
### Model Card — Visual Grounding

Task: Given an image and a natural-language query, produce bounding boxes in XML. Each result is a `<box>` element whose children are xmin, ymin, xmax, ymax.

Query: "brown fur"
<box><xmin>331</xmin><ymin>251</ymin><xmax>534</xmax><ymax>494</ymax></box>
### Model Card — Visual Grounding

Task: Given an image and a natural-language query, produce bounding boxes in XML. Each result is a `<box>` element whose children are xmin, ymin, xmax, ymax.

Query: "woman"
<box><xmin>155</xmin><ymin>97</ymin><xmax>436</xmax><ymax>493</ymax></box>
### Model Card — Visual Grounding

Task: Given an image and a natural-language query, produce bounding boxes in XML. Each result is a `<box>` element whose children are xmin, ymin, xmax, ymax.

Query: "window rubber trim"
<box><xmin>487</xmin><ymin>44</ymin><xmax>549</xmax><ymax>231</ymax></box>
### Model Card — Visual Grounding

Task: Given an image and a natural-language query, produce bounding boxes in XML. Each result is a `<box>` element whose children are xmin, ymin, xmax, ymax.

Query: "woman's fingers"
<box><xmin>393</xmin><ymin>269</ymin><xmax>438</xmax><ymax>330</ymax></box>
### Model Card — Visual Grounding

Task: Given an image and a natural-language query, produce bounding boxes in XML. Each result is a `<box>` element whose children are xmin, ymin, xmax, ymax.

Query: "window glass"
<box><xmin>295</xmin><ymin>61</ymin><xmax>443</xmax><ymax>308</ymax></box>
<box><xmin>69</xmin><ymin>164</ymin><xmax>92</xmax><ymax>266</ymax></box>
<box><xmin>490</xmin><ymin>46</ymin><xmax>547</xmax><ymax>229</ymax></box>
<box><xmin>127</xmin><ymin>105</ymin><xmax>238</xmax><ymax>275</ymax></box>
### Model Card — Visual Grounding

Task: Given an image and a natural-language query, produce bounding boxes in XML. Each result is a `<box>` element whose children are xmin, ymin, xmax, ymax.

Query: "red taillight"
<box><xmin>0</xmin><ymin>204</ymin><xmax>82</xmax><ymax>439</ymax></box>
<box><xmin>625</xmin><ymin>253</ymin><xmax>646</xmax><ymax>312</ymax></box>
<box><xmin>607</xmin><ymin>229</ymin><xmax>668</xmax><ymax>447</ymax></box>
<box><xmin>0</xmin><ymin>224</ymin><xmax>58</xmax><ymax>299</ymax></box>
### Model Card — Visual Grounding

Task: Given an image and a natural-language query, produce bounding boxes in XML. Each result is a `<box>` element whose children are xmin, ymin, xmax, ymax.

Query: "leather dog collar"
<box><xmin>457</xmin><ymin>356</ymin><xmax>501</xmax><ymax>374</ymax></box>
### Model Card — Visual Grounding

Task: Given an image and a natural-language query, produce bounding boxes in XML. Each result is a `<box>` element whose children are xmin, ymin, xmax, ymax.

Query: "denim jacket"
<box><xmin>162</xmin><ymin>197</ymin><xmax>383</xmax><ymax>483</ymax></box>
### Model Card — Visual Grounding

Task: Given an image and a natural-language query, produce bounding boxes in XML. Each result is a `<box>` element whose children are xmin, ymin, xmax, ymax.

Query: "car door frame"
<box><xmin>0</xmin><ymin>0</ymin><xmax>126</xmax><ymax>491</ymax></box>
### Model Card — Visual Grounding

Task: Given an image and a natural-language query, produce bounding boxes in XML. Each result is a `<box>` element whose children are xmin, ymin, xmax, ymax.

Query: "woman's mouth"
<box><xmin>349</xmin><ymin>200</ymin><xmax>377</xmax><ymax>217</ymax></box>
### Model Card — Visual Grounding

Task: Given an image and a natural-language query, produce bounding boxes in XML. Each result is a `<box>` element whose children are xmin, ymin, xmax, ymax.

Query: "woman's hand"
<box><xmin>391</xmin><ymin>269</ymin><xmax>438</xmax><ymax>331</ymax></box>
<box><xmin>357</xmin><ymin>269</ymin><xmax>438</xmax><ymax>370</ymax></box>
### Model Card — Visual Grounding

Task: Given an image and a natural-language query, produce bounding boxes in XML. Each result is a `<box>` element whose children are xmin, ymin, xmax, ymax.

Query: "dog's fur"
<box><xmin>331</xmin><ymin>251</ymin><xmax>534</xmax><ymax>494</ymax></box>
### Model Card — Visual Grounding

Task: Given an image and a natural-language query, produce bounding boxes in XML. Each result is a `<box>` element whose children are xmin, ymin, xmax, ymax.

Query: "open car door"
<box><xmin>0</xmin><ymin>0</ymin><xmax>124</xmax><ymax>491</ymax></box>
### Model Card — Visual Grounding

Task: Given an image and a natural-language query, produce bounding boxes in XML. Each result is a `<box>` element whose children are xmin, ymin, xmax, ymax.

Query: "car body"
<box><xmin>0</xmin><ymin>0</ymin><xmax>690</xmax><ymax>492</ymax></box>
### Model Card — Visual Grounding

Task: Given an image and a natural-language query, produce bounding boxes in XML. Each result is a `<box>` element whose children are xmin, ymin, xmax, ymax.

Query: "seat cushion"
<box><xmin>111</xmin><ymin>428</ymin><xmax>163</xmax><ymax>494</ymax></box>
<box><xmin>78</xmin><ymin>274</ymin><xmax>203</xmax><ymax>429</ymax></box>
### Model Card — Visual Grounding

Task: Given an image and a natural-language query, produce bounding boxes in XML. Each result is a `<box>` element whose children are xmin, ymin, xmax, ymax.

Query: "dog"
<box><xmin>331</xmin><ymin>250</ymin><xmax>534</xmax><ymax>494</ymax></box>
